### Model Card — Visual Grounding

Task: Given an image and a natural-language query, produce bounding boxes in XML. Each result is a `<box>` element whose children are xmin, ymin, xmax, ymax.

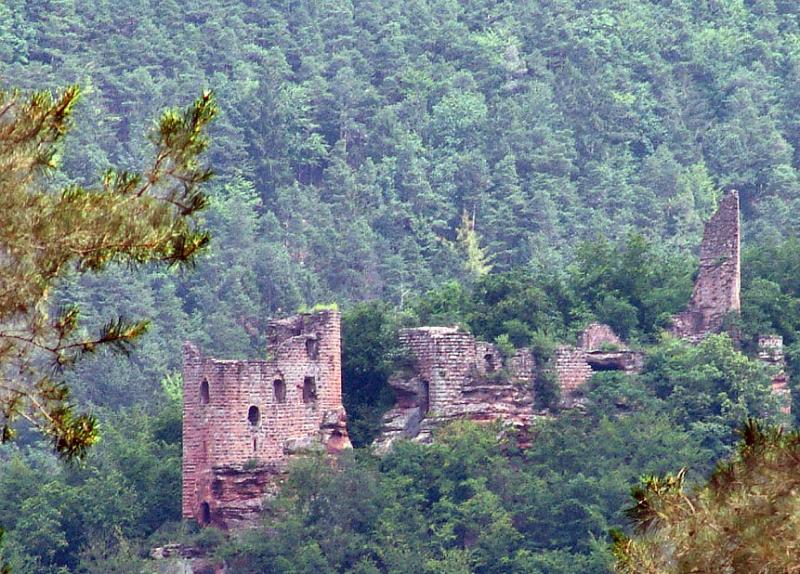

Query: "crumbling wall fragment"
<box><xmin>555</xmin><ymin>323</ymin><xmax>644</xmax><ymax>408</ymax></box>
<box><xmin>577</xmin><ymin>323</ymin><xmax>624</xmax><ymax>350</ymax></box>
<box><xmin>374</xmin><ymin>327</ymin><xmax>535</xmax><ymax>450</ymax></box>
<box><xmin>759</xmin><ymin>335</ymin><xmax>791</xmax><ymax>414</ymax></box>
<box><xmin>671</xmin><ymin>190</ymin><xmax>741</xmax><ymax>341</ymax></box>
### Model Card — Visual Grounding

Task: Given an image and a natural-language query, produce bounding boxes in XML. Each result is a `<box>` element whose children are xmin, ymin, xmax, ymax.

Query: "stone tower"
<box><xmin>182</xmin><ymin>310</ymin><xmax>351</xmax><ymax>528</ymax></box>
<box><xmin>671</xmin><ymin>190</ymin><xmax>741</xmax><ymax>340</ymax></box>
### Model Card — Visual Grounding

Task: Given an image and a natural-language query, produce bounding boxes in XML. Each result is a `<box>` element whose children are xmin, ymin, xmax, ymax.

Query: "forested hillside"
<box><xmin>1</xmin><ymin>0</ymin><xmax>799</xmax><ymax>405</ymax></box>
<box><xmin>3</xmin><ymin>1</ymin><xmax>800</xmax><ymax>572</ymax></box>
<box><xmin>4</xmin><ymin>0</ymin><xmax>800</xmax><ymax>398</ymax></box>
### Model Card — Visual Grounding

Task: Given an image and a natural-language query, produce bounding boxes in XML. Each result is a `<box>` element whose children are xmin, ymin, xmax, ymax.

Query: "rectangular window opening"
<box><xmin>303</xmin><ymin>376</ymin><xmax>317</xmax><ymax>403</ymax></box>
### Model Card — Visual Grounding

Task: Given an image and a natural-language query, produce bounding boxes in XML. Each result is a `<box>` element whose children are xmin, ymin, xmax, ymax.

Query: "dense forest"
<box><xmin>3</xmin><ymin>0</ymin><xmax>800</xmax><ymax>572</ymax></box>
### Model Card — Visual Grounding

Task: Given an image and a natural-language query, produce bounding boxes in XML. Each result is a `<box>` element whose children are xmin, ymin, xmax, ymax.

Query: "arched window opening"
<box><xmin>484</xmin><ymin>353</ymin><xmax>496</xmax><ymax>373</ymax></box>
<box><xmin>199</xmin><ymin>502</ymin><xmax>211</xmax><ymax>526</ymax></box>
<box><xmin>306</xmin><ymin>337</ymin><xmax>319</xmax><ymax>360</ymax></box>
<box><xmin>247</xmin><ymin>405</ymin><xmax>260</xmax><ymax>426</ymax></box>
<box><xmin>419</xmin><ymin>380</ymin><xmax>430</xmax><ymax>415</ymax></box>
<box><xmin>303</xmin><ymin>377</ymin><xmax>317</xmax><ymax>403</ymax></box>
<box><xmin>200</xmin><ymin>379</ymin><xmax>210</xmax><ymax>404</ymax></box>
<box><xmin>273</xmin><ymin>379</ymin><xmax>286</xmax><ymax>403</ymax></box>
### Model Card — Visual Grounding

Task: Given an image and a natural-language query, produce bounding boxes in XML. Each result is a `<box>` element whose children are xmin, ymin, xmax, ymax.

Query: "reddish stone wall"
<box><xmin>555</xmin><ymin>324</ymin><xmax>644</xmax><ymax>408</ymax></box>
<box><xmin>182</xmin><ymin>310</ymin><xmax>350</xmax><ymax>528</ymax></box>
<box><xmin>375</xmin><ymin>327</ymin><xmax>535</xmax><ymax>450</ymax></box>
<box><xmin>672</xmin><ymin>190</ymin><xmax>741</xmax><ymax>340</ymax></box>
<box><xmin>578</xmin><ymin>323</ymin><xmax>624</xmax><ymax>350</ymax></box>
<box><xmin>554</xmin><ymin>347</ymin><xmax>594</xmax><ymax>408</ymax></box>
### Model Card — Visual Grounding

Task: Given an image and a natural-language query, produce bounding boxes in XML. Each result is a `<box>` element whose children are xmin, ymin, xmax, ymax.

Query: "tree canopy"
<box><xmin>614</xmin><ymin>419</ymin><xmax>800</xmax><ymax>574</ymax></box>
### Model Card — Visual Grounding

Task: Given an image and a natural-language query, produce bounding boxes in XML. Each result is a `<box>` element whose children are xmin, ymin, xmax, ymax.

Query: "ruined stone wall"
<box><xmin>577</xmin><ymin>323</ymin><xmax>624</xmax><ymax>350</ymax></box>
<box><xmin>182</xmin><ymin>310</ymin><xmax>350</xmax><ymax>528</ymax></box>
<box><xmin>555</xmin><ymin>323</ymin><xmax>644</xmax><ymax>408</ymax></box>
<box><xmin>672</xmin><ymin>190</ymin><xmax>741</xmax><ymax>340</ymax></box>
<box><xmin>399</xmin><ymin>327</ymin><xmax>477</xmax><ymax>416</ymax></box>
<box><xmin>554</xmin><ymin>347</ymin><xmax>595</xmax><ymax>408</ymax></box>
<box><xmin>375</xmin><ymin>327</ymin><xmax>535</xmax><ymax>450</ymax></box>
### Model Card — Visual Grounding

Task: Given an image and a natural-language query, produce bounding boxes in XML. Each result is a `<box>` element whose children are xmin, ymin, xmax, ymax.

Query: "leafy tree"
<box><xmin>641</xmin><ymin>334</ymin><xmax>785</xmax><ymax>455</ymax></box>
<box><xmin>341</xmin><ymin>302</ymin><xmax>405</xmax><ymax>447</ymax></box>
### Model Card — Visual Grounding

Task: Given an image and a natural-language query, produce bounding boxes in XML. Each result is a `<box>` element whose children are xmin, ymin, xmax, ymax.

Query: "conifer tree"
<box><xmin>614</xmin><ymin>420</ymin><xmax>800</xmax><ymax>574</ymax></box>
<box><xmin>0</xmin><ymin>86</ymin><xmax>215</xmax><ymax>458</ymax></box>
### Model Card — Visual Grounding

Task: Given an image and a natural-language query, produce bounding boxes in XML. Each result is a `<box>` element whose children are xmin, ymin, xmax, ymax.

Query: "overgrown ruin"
<box><xmin>373</xmin><ymin>327</ymin><xmax>535</xmax><ymax>450</ymax></box>
<box><xmin>671</xmin><ymin>190</ymin><xmax>741</xmax><ymax>341</ymax></box>
<box><xmin>181</xmin><ymin>189</ymin><xmax>789</xmax><ymax>535</ymax></box>
<box><xmin>182</xmin><ymin>310</ymin><xmax>351</xmax><ymax>529</ymax></box>
<box><xmin>373</xmin><ymin>189</ymin><xmax>788</xmax><ymax>442</ymax></box>
<box><xmin>555</xmin><ymin>323</ymin><xmax>644</xmax><ymax>408</ymax></box>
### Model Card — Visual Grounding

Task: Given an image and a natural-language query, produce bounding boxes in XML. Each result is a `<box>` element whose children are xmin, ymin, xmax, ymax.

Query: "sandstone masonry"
<box><xmin>667</xmin><ymin>190</ymin><xmax>789</xmax><ymax>410</ymax></box>
<box><xmin>759</xmin><ymin>335</ymin><xmax>791</xmax><ymax>414</ymax></box>
<box><xmin>373</xmin><ymin>327</ymin><xmax>535</xmax><ymax>451</ymax></box>
<box><xmin>182</xmin><ymin>310</ymin><xmax>351</xmax><ymax>529</ymax></box>
<box><xmin>181</xmin><ymin>189</ymin><xmax>791</xmax><ymax>532</ymax></box>
<box><xmin>671</xmin><ymin>190</ymin><xmax>741</xmax><ymax>341</ymax></box>
<box><xmin>555</xmin><ymin>323</ymin><xmax>644</xmax><ymax>408</ymax></box>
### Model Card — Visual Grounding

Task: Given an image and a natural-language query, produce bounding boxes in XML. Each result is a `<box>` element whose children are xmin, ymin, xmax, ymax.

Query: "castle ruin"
<box><xmin>182</xmin><ymin>310</ymin><xmax>351</xmax><ymax>529</ymax></box>
<box><xmin>180</xmin><ymin>190</ymin><xmax>790</xmax><ymax>532</ymax></box>
<box><xmin>671</xmin><ymin>190</ymin><xmax>741</xmax><ymax>340</ymax></box>
<box><xmin>554</xmin><ymin>323</ymin><xmax>644</xmax><ymax>408</ymax></box>
<box><xmin>374</xmin><ymin>326</ymin><xmax>535</xmax><ymax>450</ymax></box>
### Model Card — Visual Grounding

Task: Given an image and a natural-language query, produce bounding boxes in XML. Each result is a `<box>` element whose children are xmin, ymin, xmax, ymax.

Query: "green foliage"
<box><xmin>159</xmin><ymin>372</ymin><xmax>183</xmax><ymax>404</ymax></box>
<box><xmin>614</xmin><ymin>420</ymin><xmax>800</xmax><ymax>574</ymax></box>
<box><xmin>4</xmin><ymin>1</ymin><xmax>800</xmax><ymax>572</ymax></box>
<box><xmin>0</xmin><ymin>86</ymin><xmax>215</xmax><ymax>457</ymax></box>
<box><xmin>0</xmin><ymin>397</ymin><xmax>182</xmax><ymax>572</ymax></box>
<box><xmin>342</xmin><ymin>302</ymin><xmax>407</xmax><ymax>447</ymax></box>
<box><xmin>0</xmin><ymin>527</ymin><xmax>9</xmax><ymax>574</ymax></box>
<box><xmin>297</xmin><ymin>302</ymin><xmax>340</xmax><ymax>313</ymax></box>
<box><xmin>408</xmin><ymin>235</ymin><xmax>691</xmax><ymax>351</ymax></box>
<box><xmin>454</xmin><ymin>210</ymin><xmax>493</xmax><ymax>278</ymax></box>
<box><xmin>77</xmin><ymin>530</ymin><xmax>148</xmax><ymax>574</ymax></box>
<box><xmin>222</xmin><ymin>382</ymin><xmax>721</xmax><ymax>574</ymax></box>
<box><xmin>530</xmin><ymin>332</ymin><xmax>561</xmax><ymax>411</ymax></box>
<box><xmin>492</xmin><ymin>334</ymin><xmax>515</xmax><ymax>361</ymax></box>
<box><xmin>641</xmin><ymin>334</ymin><xmax>784</xmax><ymax>454</ymax></box>
<box><xmin>568</xmin><ymin>235</ymin><xmax>694</xmax><ymax>341</ymax></box>
<box><xmin>741</xmin><ymin>240</ymin><xmax>800</xmax><ymax>347</ymax></box>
